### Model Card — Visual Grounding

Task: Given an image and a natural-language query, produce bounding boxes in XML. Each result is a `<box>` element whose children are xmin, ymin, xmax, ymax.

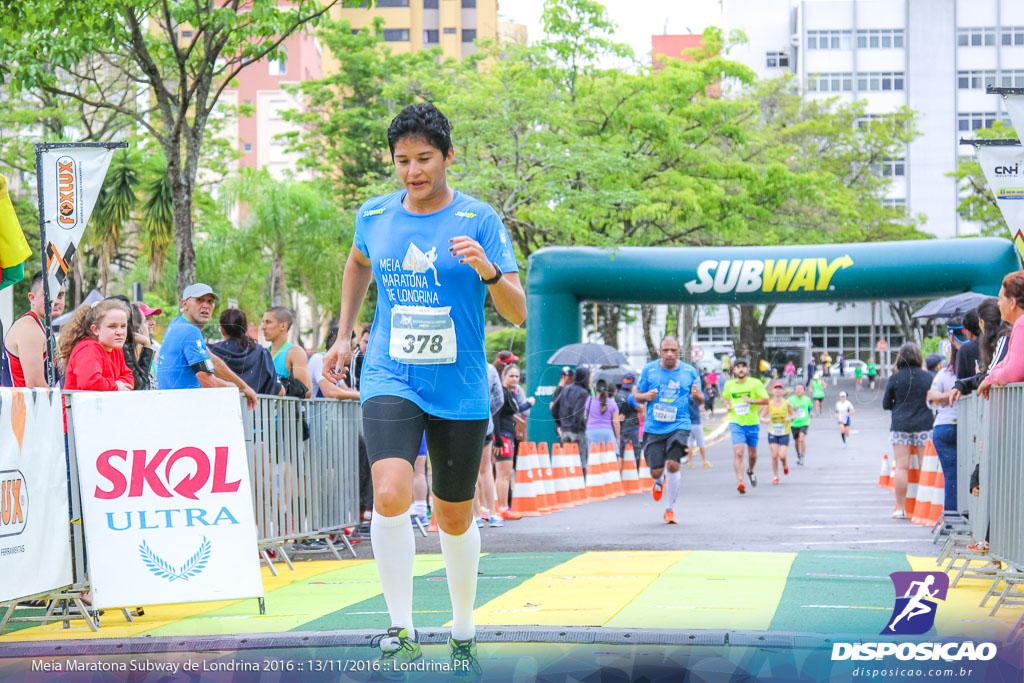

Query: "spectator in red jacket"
<box><xmin>59</xmin><ymin>300</ymin><xmax>134</xmax><ymax>391</ymax></box>
<box><xmin>979</xmin><ymin>271</ymin><xmax>1024</xmax><ymax>398</ymax></box>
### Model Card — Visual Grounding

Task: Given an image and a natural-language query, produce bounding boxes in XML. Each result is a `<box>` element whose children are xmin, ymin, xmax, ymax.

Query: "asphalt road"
<box><xmin>324</xmin><ymin>377</ymin><xmax>941</xmax><ymax>560</ymax></box>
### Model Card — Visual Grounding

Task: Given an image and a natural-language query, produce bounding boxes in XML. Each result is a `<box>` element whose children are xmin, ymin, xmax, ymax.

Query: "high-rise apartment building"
<box><xmin>329</xmin><ymin>0</ymin><xmax>499</xmax><ymax>63</ymax></box>
<box><xmin>724</xmin><ymin>0</ymin><xmax>1024</xmax><ymax>238</ymax></box>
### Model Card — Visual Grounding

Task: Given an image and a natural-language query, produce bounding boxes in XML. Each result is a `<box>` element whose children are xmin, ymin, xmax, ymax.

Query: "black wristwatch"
<box><xmin>481</xmin><ymin>262</ymin><xmax>503</xmax><ymax>285</ymax></box>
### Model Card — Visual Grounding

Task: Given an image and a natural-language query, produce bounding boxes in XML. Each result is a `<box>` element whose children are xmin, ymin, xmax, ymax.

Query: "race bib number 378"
<box><xmin>389</xmin><ymin>305</ymin><xmax>457</xmax><ymax>365</ymax></box>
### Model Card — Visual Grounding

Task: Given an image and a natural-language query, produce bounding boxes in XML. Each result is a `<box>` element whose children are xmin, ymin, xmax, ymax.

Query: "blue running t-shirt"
<box><xmin>156</xmin><ymin>315</ymin><xmax>213</xmax><ymax>390</ymax></box>
<box><xmin>354</xmin><ymin>190</ymin><xmax>519</xmax><ymax>420</ymax></box>
<box><xmin>635</xmin><ymin>360</ymin><xmax>702</xmax><ymax>434</ymax></box>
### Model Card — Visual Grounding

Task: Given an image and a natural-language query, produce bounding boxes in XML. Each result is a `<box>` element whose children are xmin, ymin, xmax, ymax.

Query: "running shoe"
<box><xmin>488</xmin><ymin>514</ymin><xmax>504</xmax><ymax>528</ymax></box>
<box><xmin>664</xmin><ymin>509</ymin><xmax>677</xmax><ymax>524</ymax></box>
<box><xmin>703</xmin><ymin>461</ymin><xmax>712</xmax><ymax>468</ymax></box>
<box><xmin>737</xmin><ymin>482</ymin><xmax>746</xmax><ymax>494</ymax></box>
<box><xmin>448</xmin><ymin>636</ymin><xmax>483</xmax><ymax>681</ymax></box>
<box><xmin>369</xmin><ymin>627</ymin><xmax>422</xmax><ymax>680</ymax></box>
<box><xmin>772</xmin><ymin>477</ymin><xmax>779</xmax><ymax>485</ymax></box>
<box><xmin>499</xmin><ymin>508</ymin><xmax>522</xmax><ymax>521</ymax></box>
<box><xmin>797</xmin><ymin>456</ymin><xmax>804</xmax><ymax>466</ymax></box>
<box><xmin>411</xmin><ymin>514</ymin><xmax>429</xmax><ymax>528</ymax></box>
<box><xmin>783</xmin><ymin>462</ymin><xmax>789</xmax><ymax>475</ymax></box>
<box><xmin>747</xmin><ymin>470</ymin><xmax>758</xmax><ymax>487</ymax></box>
<box><xmin>475</xmin><ymin>517</ymin><xmax>484</xmax><ymax>528</ymax></box>
<box><xmin>652</xmin><ymin>477</ymin><xmax>664</xmax><ymax>501</ymax></box>
<box><xmin>891</xmin><ymin>509</ymin><xmax>906</xmax><ymax>519</ymax></box>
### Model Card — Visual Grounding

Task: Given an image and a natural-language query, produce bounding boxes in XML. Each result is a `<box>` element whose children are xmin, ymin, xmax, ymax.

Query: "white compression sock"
<box><xmin>665</xmin><ymin>469</ymin><xmax>682</xmax><ymax>510</ymax></box>
<box><xmin>370</xmin><ymin>508</ymin><xmax>416</xmax><ymax>636</ymax></box>
<box><xmin>439</xmin><ymin>523</ymin><xmax>482</xmax><ymax>641</ymax></box>
<box><xmin>411</xmin><ymin>499</ymin><xmax>428</xmax><ymax>517</ymax></box>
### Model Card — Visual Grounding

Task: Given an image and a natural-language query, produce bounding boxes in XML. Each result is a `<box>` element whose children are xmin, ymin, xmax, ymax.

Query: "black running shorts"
<box><xmin>791</xmin><ymin>425</ymin><xmax>808</xmax><ymax>438</ymax></box>
<box><xmin>362</xmin><ymin>395</ymin><xmax>488</xmax><ymax>503</ymax></box>
<box><xmin>643</xmin><ymin>430</ymin><xmax>690</xmax><ymax>471</ymax></box>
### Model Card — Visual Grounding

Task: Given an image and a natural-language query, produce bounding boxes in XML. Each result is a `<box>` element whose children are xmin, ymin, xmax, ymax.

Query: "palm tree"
<box><xmin>139</xmin><ymin>152</ymin><xmax>174</xmax><ymax>289</ymax></box>
<box><xmin>90</xmin><ymin>149</ymin><xmax>139</xmax><ymax>295</ymax></box>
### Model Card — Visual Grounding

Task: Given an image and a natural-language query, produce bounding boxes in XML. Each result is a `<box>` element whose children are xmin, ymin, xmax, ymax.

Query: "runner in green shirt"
<box><xmin>854</xmin><ymin>364</ymin><xmax>864</xmax><ymax>392</ymax></box>
<box><xmin>787</xmin><ymin>383</ymin><xmax>814</xmax><ymax>465</ymax></box>
<box><xmin>811</xmin><ymin>375</ymin><xmax>825</xmax><ymax>416</ymax></box>
<box><xmin>721</xmin><ymin>358</ymin><xmax>769</xmax><ymax>494</ymax></box>
<box><xmin>866</xmin><ymin>357</ymin><xmax>878</xmax><ymax>390</ymax></box>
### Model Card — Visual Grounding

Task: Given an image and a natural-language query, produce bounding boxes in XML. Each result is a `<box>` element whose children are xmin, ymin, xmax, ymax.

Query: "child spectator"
<box><xmin>60</xmin><ymin>300</ymin><xmax>134</xmax><ymax>391</ymax></box>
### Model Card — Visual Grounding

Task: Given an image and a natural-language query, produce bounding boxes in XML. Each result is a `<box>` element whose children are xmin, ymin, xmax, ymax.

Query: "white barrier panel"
<box><xmin>0</xmin><ymin>388</ymin><xmax>72</xmax><ymax>603</ymax></box>
<box><xmin>71</xmin><ymin>388</ymin><xmax>263</xmax><ymax>609</ymax></box>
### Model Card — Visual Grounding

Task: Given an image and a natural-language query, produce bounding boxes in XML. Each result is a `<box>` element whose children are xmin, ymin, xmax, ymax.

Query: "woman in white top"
<box><xmin>834</xmin><ymin>391</ymin><xmax>855</xmax><ymax>448</ymax></box>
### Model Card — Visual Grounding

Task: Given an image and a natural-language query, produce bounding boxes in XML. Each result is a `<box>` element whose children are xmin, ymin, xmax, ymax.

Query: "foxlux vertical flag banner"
<box><xmin>39</xmin><ymin>145</ymin><xmax>117</xmax><ymax>300</ymax></box>
<box><xmin>0</xmin><ymin>388</ymin><xmax>73</xmax><ymax>603</ymax></box>
<box><xmin>71</xmin><ymin>388</ymin><xmax>263</xmax><ymax>609</ymax></box>
<box><xmin>975</xmin><ymin>143</ymin><xmax>1024</xmax><ymax>260</ymax></box>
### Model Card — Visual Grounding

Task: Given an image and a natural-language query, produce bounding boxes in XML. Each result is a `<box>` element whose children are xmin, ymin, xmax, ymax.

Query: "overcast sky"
<box><xmin>499</xmin><ymin>0</ymin><xmax>725</xmax><ymax>64</ymax></box>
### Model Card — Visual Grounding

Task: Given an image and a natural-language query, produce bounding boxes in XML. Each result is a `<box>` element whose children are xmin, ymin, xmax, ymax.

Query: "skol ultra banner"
<box><xmin>38</xmin><ymin>145</ymin><xmax>117</xmax><ymax>302</ymax></box>
<box><xmin>975</xmin><ymin>143</ymin><xmax>1024</xmax><ymax>259</ymax></box>
<box><xmin>71</xmin><ymin>389</ymin><xmax>263</xmax><ymax>609</ymax></box>
<box><xmin>0</xmin><ymin>388</ymin><xmax>73</xmax><ymax>603</ymax></box>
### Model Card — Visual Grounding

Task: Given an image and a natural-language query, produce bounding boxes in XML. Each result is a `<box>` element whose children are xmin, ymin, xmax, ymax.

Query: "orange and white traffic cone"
<box><xmin>638</xmin><ymin>453</ymin><xmax>654</xmax><ymax>491</ymax></box>
<box><xmin>585</xmin><ymin>442</ymin><xmax>607</xmax><ymax>502</ymax></box>
<box><xmin>912</xmin><ymin>441</ymin><xmax>943</xmax><ymax>527</ymax></box>
<box><xmin>509</xmin><ymin>455</ymin><xmax>541</xmax><ymax>517</ymax></box>
<box><xmin>551</xmin><ymin>443</ymin><xmax>573</xmax><ymax>508</ymax></box>
<box><xmin>606</xmin><ymin>441</ymin><xmax>625</xmax><ymax>498</ymax></box>
<box><xmin>567</xmin><ymin>443</ymin><xmax>587</xmax><ymax>505</ymax></box>
<box><xmin>905</xmin><ymin>454</ymin><xmax>921</xmax><ymax>518</ymax></box>
<box><xmin>878</xmin><ymin>454</ymin><xmax>891</xmax><ymax>488</ymax></box>
<box><xmin>536</xmin><ymin>442</ymin><xmax>560</xmax><ymax>514</ymax></box>
<box><xmin>621</xmin><ymin>441</ymin><xmax>641</xmax><ymax>494</ymax></box>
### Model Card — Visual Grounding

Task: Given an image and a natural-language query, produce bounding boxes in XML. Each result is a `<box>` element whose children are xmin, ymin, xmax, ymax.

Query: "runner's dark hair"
<box><xmin>387</xmin><ymin>103</ymin><xmax>452</xmax><ymax>159</ymax></box>
<box><xmin>220</xmin><ymin>308</ymin><xmax>255</xmax><ymax>350</ymax></box>
<box><xmin>894</xmin><ymin>342</ymin><xmax>923</xmax><ymax>371</ymax></box>
<box><xmin>595</xmin><ymin>378</ymin><xmax>609</xmax><ymax>413</ymax></box>
<box><xmin>976</xmin><ymin>298</ymin><xmax>1005</xmax><ymax>371</ymax></box>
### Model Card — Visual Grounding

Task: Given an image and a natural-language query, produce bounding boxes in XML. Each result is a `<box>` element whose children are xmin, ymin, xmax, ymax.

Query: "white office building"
<box><xmin>603</xmin><ymin>1</ymin><xmax>1013</xmax><ymax>368</ymax></box>
<box><xmin>725</xmin><ymin>0</ymin><xmax>1024</xmax><ymax>237</ymax></box>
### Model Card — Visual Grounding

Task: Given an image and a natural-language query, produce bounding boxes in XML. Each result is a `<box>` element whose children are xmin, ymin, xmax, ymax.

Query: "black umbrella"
<box><xmin>912</xmin><ymin>292</ymin><xmax>993</xmax><ymax>319</ymax></box>
<box><xmin>593</xmin><ymin>365</ymin><xmax>635</xmax><ymax>388</ymax></box>
<box><xmin>547</xmin><ymin>342</ymin><xmax>629</xmax><ymax>368</ymax></box>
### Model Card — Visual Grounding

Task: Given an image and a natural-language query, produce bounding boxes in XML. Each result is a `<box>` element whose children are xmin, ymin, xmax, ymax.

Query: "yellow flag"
<box><xmin>0</xmin><ymin>174</ymin><xmax>31</xmax><ymax>268</ymax></box>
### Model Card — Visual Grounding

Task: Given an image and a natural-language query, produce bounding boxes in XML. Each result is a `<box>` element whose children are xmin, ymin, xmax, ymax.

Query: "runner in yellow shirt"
<box><xmin>759</xmin><ymin>381</ymin><xmax>795</xmax><ymax>485</ymax></box>
<box><xmin>721</xmin><ymin>358</ymin><xmax>769</xmax><ymax>494</ymax></box>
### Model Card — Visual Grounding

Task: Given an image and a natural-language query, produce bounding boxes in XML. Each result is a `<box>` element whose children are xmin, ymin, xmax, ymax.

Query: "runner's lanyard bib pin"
<box><xmin>389</xmin><ymin>305</ymin><xmax>457</xmax><ymax>364</ymax></box>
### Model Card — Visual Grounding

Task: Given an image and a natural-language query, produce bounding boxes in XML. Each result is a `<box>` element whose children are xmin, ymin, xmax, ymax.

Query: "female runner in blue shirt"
<box><xmin>324</xmin><ymin>103</ymin><xmax>525</xmax><ymax>679</ymax></box>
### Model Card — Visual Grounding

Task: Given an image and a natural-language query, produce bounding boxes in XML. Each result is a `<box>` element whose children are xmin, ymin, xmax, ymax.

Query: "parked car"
<box><xmin>830</xmin><ymin>359</ymin><xmax>866</xmax><ymax>377</ymax></box>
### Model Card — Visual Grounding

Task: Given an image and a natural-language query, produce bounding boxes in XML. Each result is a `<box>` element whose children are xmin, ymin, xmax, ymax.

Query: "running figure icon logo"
<box><xmin>402</xmin><ymin>242</ymin><xmax>442</xmax><ymax>286</ymax></box>
<box><xmin>883</xmin><ymin>571</ymin><xmax>949</xmax><ymax>635</ymax></box>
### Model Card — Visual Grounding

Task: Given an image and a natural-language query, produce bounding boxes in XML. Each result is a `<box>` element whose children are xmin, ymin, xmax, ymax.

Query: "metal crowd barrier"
<box><xmin>947</xmin><ymin>385</ymin><xmax>1024</xmax><ymax>638</ymax></box>
<box><xmin>240</xmin><ymin>395</ymin><xmax>362</xmax><ymax>573</ymax></box>
<box><xmin>1</xmin><ymin>391</ymin><xmax>362</xmax><ymax>634</ymax></box>
<box><xmin>956</xmin><ymin>393</ymin><xmax>990</xmax><ymax>542</ymax></box>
